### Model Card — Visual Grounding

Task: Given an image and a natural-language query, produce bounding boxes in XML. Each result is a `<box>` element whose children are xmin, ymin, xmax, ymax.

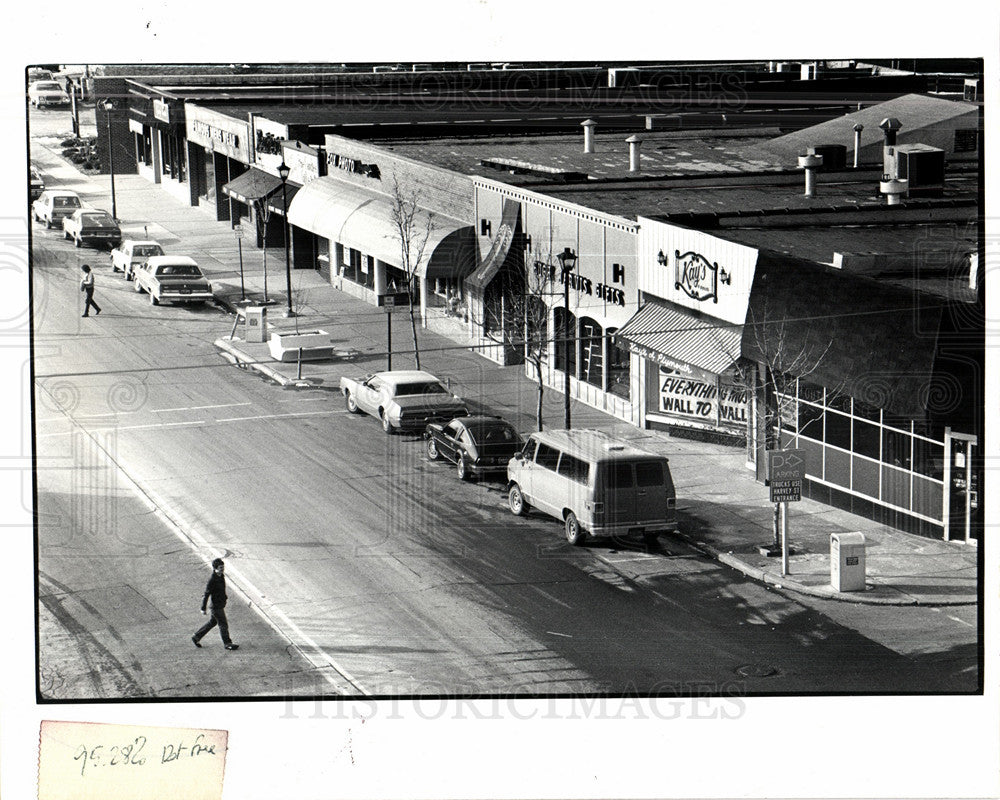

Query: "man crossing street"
<box><xmin>192</xmin><ymin>558</ymin><xmax>239</xmax><ymax>650</ymax></box>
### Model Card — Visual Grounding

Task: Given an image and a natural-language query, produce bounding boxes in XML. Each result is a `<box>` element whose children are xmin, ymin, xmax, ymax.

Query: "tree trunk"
<box><xmin>407</xmin><ymin>298</ymin><xmax>421</xmax><ymax>370</ymax></box>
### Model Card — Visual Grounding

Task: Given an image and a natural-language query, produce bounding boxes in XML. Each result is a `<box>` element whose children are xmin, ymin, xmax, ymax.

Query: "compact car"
<box><xmin>62</xmin><ymin>209</ymin><xmax>122</xmax><ymax>248</ymax></box>
<box><xmin>425</xmin><ymin>415</ymin><xmax>523</xmax><ymax>481</ymax></box>
<box><xmin>32</xmin><ymin>190</ymin><xmax>82</xmax><ymax>228</ymax></box>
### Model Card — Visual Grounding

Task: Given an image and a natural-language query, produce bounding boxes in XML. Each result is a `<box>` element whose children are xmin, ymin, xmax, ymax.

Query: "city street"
<box><xmin>30</xmin><ymin>102</ymin><xmax>978</xmax><ymax>700</ymax></box>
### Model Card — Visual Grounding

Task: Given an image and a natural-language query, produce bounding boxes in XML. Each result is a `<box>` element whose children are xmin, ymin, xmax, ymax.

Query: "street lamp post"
<box><xmin>99</xmin><ymin>99</ymin><xmax>117</xmax><ymax>221</ymax></box>
<box><xmin>277</xmin><ymin>161</ymin><xmax>295</xmax><ymax>318</ymax></box>
<box><xmin>556</xmin><ymin>247</ymin><xmax>577</xmax><ymax>430</ymax></box>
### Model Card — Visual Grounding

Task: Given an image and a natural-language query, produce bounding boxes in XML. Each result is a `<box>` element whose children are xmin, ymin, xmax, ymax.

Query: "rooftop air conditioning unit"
<box><xmin>888</xmin><ymin>143</ymin><xmax>945</xmax><ymax>198</ymax></box>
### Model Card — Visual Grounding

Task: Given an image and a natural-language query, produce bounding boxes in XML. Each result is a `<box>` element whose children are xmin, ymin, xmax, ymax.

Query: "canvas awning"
<box><xmin>287</xmin><ymin>176</ymin><xmax>475</xmax><ymax>279</ymax></box>
<box><xmin>266</xmin><ymin>183</ymin><xmax>300</xmax><ymax>216</ymax></box>
<box><xmin>615</xmin><ymin>300</ymin><xmax>743</xmax><ymax>376</ymax></box>
<box><xmin>222</xmin><ymin>168</ymin><xmax>283</xmax><ymax>205</ymax></box>
<box><xmin>465</xmin><ymin>199</ymin><xmax>520</xmax><ymax>292</ymax></box>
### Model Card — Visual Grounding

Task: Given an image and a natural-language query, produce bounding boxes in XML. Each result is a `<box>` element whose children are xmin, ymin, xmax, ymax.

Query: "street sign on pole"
<box><xmin>377</xmin><ymin>292</ymin><xmax>410</xmax><ymax>310</ymax></box>
<box><xmin>768</xmin><ymin>448</ymin><xmax>805</xmax><ymax>503</ymax></box>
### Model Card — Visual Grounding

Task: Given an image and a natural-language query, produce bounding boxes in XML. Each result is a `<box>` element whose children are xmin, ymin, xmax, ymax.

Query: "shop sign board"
<box><xmin>768</xmin><ymin>448</ymin><xmax>805</xmax><ymax>502</ymax></box>
<box><xmin>658</xmin><ymin>365</ymin><xmax>748</xmax><ymax>431</ymax></box>
<box><xmin>153</xmin><ymin>99</ymin><xmax>171</xmax><ymax>123</ymax></box>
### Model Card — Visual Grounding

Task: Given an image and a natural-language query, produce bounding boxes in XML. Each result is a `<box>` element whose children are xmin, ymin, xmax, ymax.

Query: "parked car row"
<box><xmin>340</xmin><ymin>370</ymin><xmax>678</xmax><ymax>546</ymax></box>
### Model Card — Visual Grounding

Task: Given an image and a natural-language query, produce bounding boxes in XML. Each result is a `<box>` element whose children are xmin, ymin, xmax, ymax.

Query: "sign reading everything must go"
<box><xmin>658</xmin><ymin>366</ymin><xmax>748</xmax><ymax>430</ymax></box>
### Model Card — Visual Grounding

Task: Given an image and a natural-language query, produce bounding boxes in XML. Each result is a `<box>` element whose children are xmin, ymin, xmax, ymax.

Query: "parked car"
<box><xmin>62</xmin><ymin>209</ymin><xmax>122</xmax><ymax>249</ymax></box>
<box><xmin>111</xmin><ymin>240</ymin><xmax>165</xmax><ymax>281</ymax></box>
<box><xmin>341</xmin><ymin>370</ymin><xmax>468</xmax><ymax>434</ymax></box>
<box><xmin>133</xmin><ymin>255</ymin><xmax>213</xmax><ymax>306</ymax></box>
<box><xmin>29</xmin><ymin>165</ymin><xmax>44</xmax><ymax>201</ymax></box>
<box><xmin>425</xmin><ymin>415</ymin><xmax>524</xmax><ymax>481</ymax></box>
<box><xmin>506</xmin><ymin>429</ymin><xmax>677</xmax><ymax>546</ymax></box>
<box><xmin>28</xmin><ymin>80</ymin><xmax>70</xmax><ymax>108</ymax></box>
<box><xmin>31</xmin><ymin>190</ymin><xmax>81</xmax><ymax>228</ymax></box>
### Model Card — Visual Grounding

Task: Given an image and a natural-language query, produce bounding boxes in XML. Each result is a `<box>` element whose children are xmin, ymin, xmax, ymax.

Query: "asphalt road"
<box><xmin>31</xmin><ymin>221</ymin><xmax>977</xmax><ymax>699</ymax></box>
<box><xmin>29</xmin><ymin>100</ymin><xmax>977</xmax><ymax>700</ymax></box>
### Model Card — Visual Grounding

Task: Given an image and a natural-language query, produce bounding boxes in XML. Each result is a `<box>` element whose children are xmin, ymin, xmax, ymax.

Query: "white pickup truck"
<box><xmin>110</xmin><ymin>240</ymin><xmax>165</xmax><ymax>281</ymax></box>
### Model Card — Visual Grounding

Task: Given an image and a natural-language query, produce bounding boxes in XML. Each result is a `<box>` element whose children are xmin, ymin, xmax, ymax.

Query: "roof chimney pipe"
<box><xmin>581</xmin><ymin>119</ymin><xmax>597</xmax><ymax>154</ymax></box>
<box><xmin>797</xmin><ymin>149</ymin><xmax>823</xmax><ymax>196</ymax></box>
<box><xmin>626</xmin><ymin>134</ymin><xmax>642</xmax><ymax>173</ymax></box>
<box><xmin>879</xmin><ymin>117</ymin><xmax>902</xmax><ymax>177</ymax></box>
<box><xmin>852</xmin><ymin>123</ymin><xmax>864</xmax><ymax>168</ymax></box>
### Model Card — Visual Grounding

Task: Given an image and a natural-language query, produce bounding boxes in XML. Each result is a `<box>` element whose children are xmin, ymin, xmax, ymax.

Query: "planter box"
<box><xmin>268</xmin><ymin>329</ymin><xmax>335</xmax><ymax>362</ymax></box>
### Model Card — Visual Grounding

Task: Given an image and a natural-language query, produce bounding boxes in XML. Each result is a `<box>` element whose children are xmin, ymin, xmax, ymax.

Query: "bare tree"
<box><xmin>475</xmin><ymin>252</ymin><xmax>559</xmax><ymax>431</ymax></box>
<box><xmin>731</xmin><ymin>301</ymin><xmax>838</xmax><ymax>550</ymax></box>
<box><xmin>388</xmin><ymin>176</ymin><xmax>435</xmax><ymax>370</ymax></box>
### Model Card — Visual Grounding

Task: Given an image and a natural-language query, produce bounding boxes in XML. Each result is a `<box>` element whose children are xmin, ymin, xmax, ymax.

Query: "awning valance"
<box><xmin>465</xmin><ymin>199</ymin><xmax>520</xmax><ymax>292</ymax></box>
<box><xmin>266</xmin><ymin>183</ymin><xmax>300</xmax><ymax>217</ymax></box>
<box><xmin>287</xmin><ymin>176</ymin><xmax>475</xmax><ymax>279</ymax></box>
<box><xmin>222</xmin><ymin>168</ymin><xmax>283</xmax><ymax>205</ymax></box>
<box><xmin>615</xmin><ymin>300</ymin><xmax>743</xmax><ymax>376</ymax></box>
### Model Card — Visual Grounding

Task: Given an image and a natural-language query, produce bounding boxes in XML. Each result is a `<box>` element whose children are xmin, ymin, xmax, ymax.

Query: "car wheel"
<box><xmin>380</xmin><ymin>410</ymin><xmax>393</xmax><ymax>434</ymax></box>
<box><xmin>149</xmin><ymin>291</ymin><xmax>159</xmax><ymax>306</ymax></box>
<box><xmin>73</xmin><ymin>235</ymin><xmax>81</xmax><ymax>248</ymax></box>
<box><xmin>456</xmin><ymin>455</ymin><xmax>470</xmax><ymax>481</ymax></box>
<box><xmin>426</xmin><ymin>438</ymin><xmax>439</xmax><ymax>460</ymax></box>
<box><xmin>642</xmin><ymin>531</ymin><xmax>660</xmax><ymax>548</ymax></box>
<box><xmin>565</xmin><ymin>512</ymin><xmax>587</xmax><ymax>546</ymax></box>
<box><xmin>345</xmin><ymin>392</ymin><xmax>359</xmax><ymax>413</ymax></box>
<box><xmin>133</xmin><ymin>279</ymin><xmax>142</xmax><ymax>293</ymax></box>
<box><xmin>508</xmin><ymin>484</ymin><xmax>528</xmax><ymax>516</ymax></box>
<box><xmin>45</xmin><ymin>218</ymin><xmax>52</xmax><ymax>229</ymax></box>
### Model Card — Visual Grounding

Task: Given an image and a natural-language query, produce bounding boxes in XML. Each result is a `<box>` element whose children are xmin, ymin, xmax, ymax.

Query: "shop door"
<box><xmin>943</xmin><ymin>430</ymin><xmax>978</xmax><ymax>544</ymax></box>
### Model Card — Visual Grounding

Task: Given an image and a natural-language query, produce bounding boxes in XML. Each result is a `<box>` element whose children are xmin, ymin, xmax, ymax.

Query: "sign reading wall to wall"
<box><xmin>658</xmin><ymin>365</ymin><xmax>748</xmax><ymax>431</ymax></box>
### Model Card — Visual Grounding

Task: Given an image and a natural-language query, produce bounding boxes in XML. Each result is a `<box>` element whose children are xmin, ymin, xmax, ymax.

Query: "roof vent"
<box><xmin>581</xmin><ymin>119</ymin><xmax>597</xmax><ymax>154</ymax></box>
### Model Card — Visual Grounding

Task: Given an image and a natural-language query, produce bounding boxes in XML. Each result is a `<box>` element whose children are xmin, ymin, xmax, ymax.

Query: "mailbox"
<box><xmin>245</xmin><ymin>306</ymin><xmax>268</xmax><ymax>343</ymax></box>
<box><xmin>830</xmin><ymin>532</ymin><xmax>866</xmax><ymax>592</ymax></box>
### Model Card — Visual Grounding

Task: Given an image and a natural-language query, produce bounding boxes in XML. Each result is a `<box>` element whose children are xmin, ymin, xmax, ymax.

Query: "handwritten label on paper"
<box><xmin>39</xmin><ymin>721</ymin><xmax>227</xmax><ymax>800</ymax></box>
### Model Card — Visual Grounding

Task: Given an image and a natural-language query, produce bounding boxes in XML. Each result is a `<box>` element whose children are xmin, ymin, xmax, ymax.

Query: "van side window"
<box><xmin>635</xmin><ymin>461</ymin><xmax>664</xmax><ymax>487</ymax></box>
<box><xmin>535</xmin><ymin>443</ymin><xmax>561</xmax><ymax>471</ymax></box>
<box><xmin>557</xmin><ymin>453</ymin><xmax>589</xmax><ymax>484</ymax></box>
<box><xmin>605</xmin><ymin>462</ymin><xmax>634</xmax><ymax>489</ymax></box>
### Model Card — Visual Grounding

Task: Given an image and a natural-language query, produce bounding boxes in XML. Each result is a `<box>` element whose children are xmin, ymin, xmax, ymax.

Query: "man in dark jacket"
<box><xmin>192</xmin><ymin>558</ymin><xmax>239</xmax><ymax>650</ymax></box>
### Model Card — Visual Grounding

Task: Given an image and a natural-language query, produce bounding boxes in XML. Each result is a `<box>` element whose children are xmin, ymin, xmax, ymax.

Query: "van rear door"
<box><xmin>601</xmin><ymin>461</ymin><xmax>638</xmax><ymax>528</ymax></box>
<box><xmin>635</xmin><ymin>459</ymin><xmax>673</xmax><ymax>525</ymax></box>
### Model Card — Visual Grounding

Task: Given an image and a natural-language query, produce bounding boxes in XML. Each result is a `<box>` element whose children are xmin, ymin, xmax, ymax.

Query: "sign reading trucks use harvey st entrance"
<box><xmin>768</xmin><ymin>448</ymin><xmax>805</xmax><ymax>503</ymax></box>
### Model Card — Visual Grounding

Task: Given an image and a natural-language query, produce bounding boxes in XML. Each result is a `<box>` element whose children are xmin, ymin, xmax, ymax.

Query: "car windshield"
<box><xmin>155</xmin><ymin>265</ymin><xmax>202</xmax><ymax>277</ymax></box>
<box><xmin>134</xmin><ymin>245</ymin><xmax>163</xmax><ymax>257</ymax></box>
<box><xmin>394</xmin><ymin>381</ymin><xmax>447</xmax><ymax>396</ymax></box>
<box><xmin>54</xmin><ymin>196</ymin><xmax>80</xmax><ymax>208</ymax></box>
<box><xmin>35</xmin><ymin>82</ymin><xmax>62</xmax><ymax>91</ymax></box>
<box><xmin>81</xmin><ymin>213</ymin><xmax>111</xmax><ymax>224</ymax></box>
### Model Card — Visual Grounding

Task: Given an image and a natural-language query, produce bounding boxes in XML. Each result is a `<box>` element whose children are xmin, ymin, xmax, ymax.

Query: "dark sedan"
<box><xmin>424</xmin><ymin>416</ymin><xmax>523</xmax><ymax>481</ymax></box>
<box><xmin>62</xmin><ymin>209</ymin><xmax>122</xmax><ymax>249</ymax></box>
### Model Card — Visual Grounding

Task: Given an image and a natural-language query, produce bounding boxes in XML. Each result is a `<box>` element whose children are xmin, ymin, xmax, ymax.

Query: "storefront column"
<box><xmin>374</xmin><ymin>260</ymin><xmax>387</xmax><ymax>295</ymax></box>
<box><xmin>150</xmin><ymin>127</ymin><xmax>162</xmax><ymax>183</ymax></box>
<box><xmin>419</xmin><ymin>275</ymin><xmax>429</xmax><ymax>327</ymax></box>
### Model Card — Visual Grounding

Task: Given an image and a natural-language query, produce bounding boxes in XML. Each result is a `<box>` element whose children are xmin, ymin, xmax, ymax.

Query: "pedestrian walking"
<box><xmin>80</xmin><ymin>264</ymin><xmax>101</xmax><ymax>317</ymax></box>
<box><xmin>192</xmin><ymin>558</ymin><xmax>239</xmax><ymax>650</ymax></box>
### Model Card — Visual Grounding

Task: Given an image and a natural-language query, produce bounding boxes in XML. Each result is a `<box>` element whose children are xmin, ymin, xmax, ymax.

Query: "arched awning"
<box><xmin>287</xmin><ymin>176</ymin><xmax>475</xmax><ymax>279</ymax></box>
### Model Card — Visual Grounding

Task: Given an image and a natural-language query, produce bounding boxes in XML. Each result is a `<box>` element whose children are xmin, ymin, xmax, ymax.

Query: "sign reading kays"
<box><xmin>674</xmin><ymin>250</ymin><xmax>731</xmax><ymax>303</ymax></box>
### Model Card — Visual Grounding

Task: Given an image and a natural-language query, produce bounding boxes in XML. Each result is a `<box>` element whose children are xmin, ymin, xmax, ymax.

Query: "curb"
<box><xmin>675</xmin><ymin>531</ymin><xmax>977</xmax><ymax>607</ymax></box>
<box><xmin>214</xmin><ymin>338</ymin><xmax>299</xmax><ymax>387</ymax></box>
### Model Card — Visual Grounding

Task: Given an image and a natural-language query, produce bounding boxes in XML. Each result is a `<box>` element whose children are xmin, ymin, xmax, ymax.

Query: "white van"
<box><xmin>506</xmin><ymin>429</ymin><xmax>677</xmax><ymax>545</ymax></box>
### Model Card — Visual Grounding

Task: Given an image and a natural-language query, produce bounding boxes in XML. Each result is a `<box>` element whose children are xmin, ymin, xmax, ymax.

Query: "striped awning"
<box><xmin>615</xmin><ymin>300</ymin><xmax>743</xmax><ymax>376</ymax></box>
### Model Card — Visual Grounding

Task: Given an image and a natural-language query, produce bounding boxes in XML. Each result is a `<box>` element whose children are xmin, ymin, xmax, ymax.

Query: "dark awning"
<box><xmin>222</xmin><ymin>168</ymin><xmax>283</xmax><ymax>205</ymax></box>
<box><xmin>465</xmin><ymin>199</ymin><xmax>520</xmax><ymax>292</ymax></box>
<box><xmin>266</xmin><ymin>183</ymin><xmax>300</xmax><ymax>216</ymax></box>
<box><xmin>615</xmin><ymin>300</ymin><xmax>743</xmax><ymax>376</ymax></box>
<box><xmin>742</xmin><ymin>250</ymin><xmax>945</xmax><ymax>418</ymax></box>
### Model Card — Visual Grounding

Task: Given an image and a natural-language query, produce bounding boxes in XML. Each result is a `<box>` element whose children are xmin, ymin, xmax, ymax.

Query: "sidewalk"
<box><xmin>33</xmin><ymin>141</ymin><xmax>980</xmax><ymax>608</ymax></box>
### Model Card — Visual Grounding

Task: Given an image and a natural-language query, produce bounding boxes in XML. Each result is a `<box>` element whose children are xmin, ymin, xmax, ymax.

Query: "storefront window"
<box><xmin>825</xmin><ymin>409</ymin><xmax>851</xmax><ymax>450</ymax></box>
<box><xmin>853</xmin><ymin>418</ymin><xmax>880</xmax><ymax>460</ymax></box>
<box><xmin>554</xmin><ymin>307</ymin><xmax>576</xmax><ymax>376</ymax></box>
<box><xmin>882</xmin><ymin>427</ymin><xmax>911</xmax><ymax>470</ymax></box>
<box><xmin>798</xmin><ymin>402</ymin><xmax>823</xmax><ymax>441</ymax></box>
<box><xmin>912</xmin><ymin>436</ymin><xmax>944</xmax><ymax>480</ymax></box>
<box><xmin>605</xmin><ymin>329</ymin><xmax>630</xmax><ymax>400</ymax></box>
<box><xmin>578</xmin><ymin>317</ymin><xmax>603</xmax><ymax>389</ymax></box>
<box><xmin>798</xmin><ymin>381</ymin><xmax>825</xmax><ymax>405</ymax></box>
<box><xmin>526</xmin><ymin>296</ymin><xmax>548</xmax><ymax>364</ymax></box>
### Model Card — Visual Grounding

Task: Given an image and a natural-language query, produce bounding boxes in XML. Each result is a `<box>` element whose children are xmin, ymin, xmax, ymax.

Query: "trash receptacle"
<box><xmin>831</xmin><ymin>532</ymin><xmax>866</xmax><ymax>591</ymax></box>
<box><xmin>245</xmin><ymin>306</ymin><xmax>267</xmax><ymax>343</ymax></box>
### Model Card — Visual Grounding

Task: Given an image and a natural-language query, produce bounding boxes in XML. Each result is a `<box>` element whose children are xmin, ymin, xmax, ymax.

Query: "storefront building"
<box><xmin>125</xmin><ymin>94</ymin><xmax>189</xmax><ymax>204</ymax></box>
<box><xmin>626</xmin><ymin>216</ymin><xmax>980</xmax><ymax>541</ymax></box>
<box><xmin>469</xmin><ymin>177</ymin><xmax>640</xmax><ymax>425</ymax></box>
<box><xmin>287</xmin><ymin>136</ymin><xmax>477</xmax><ymax>321</ymax></box>
<box><xmin>184</xmin><ymin>103</ymin><xmax>252</xmax><ymax>224</ymax></box>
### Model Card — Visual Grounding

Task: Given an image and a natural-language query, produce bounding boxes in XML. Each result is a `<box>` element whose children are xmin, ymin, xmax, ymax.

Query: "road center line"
<box><xmin>215</xmin><ymin>410</ymin><xmax>341</xmax><ymax>423</ymax></box>
<box><xmin>150</xmin><ymin>402</ymin><xmax>253</xmax><ymax>413</ymax></box>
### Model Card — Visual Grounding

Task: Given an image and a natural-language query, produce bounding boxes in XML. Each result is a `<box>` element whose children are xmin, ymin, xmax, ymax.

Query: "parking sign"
<box><xmin>768</xmin><ymin>448</ymin><xmax>805</xmax><ymax>503</ymax></box>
